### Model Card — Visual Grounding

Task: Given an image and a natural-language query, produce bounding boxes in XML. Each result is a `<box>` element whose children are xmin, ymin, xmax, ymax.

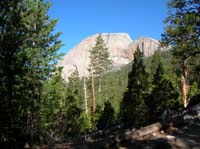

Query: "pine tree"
<box><xmin>89</xmin><ymin>34</ymin><xmax>112</xmax><ymax>113</ymax></box>
<box><xmin>146</xmin><ymin>62</ymin><xmax>179</xmax><ymax>123</ymax></box>
<box><xmin>89</xmin><ymin>34</ymin><xmax>112</xmax><ymax>77</ymax></box>
<box><xmin>64</xmin><ymin>72</ymin><xmax>82</xmax><ymax>137</ymax></box>
<box><xmin>0</xmin><ymin>0</ymin><xmax>62</xmax><ymax>144</ymax></box>
<box><xmin>121</xmin><ymin>46</ymin><xmax>149</xmax><ymax>127</ymax></box>
<box><xmin>42</xmin><ymin>69</ymin><xmax>82</xmax><ymax>141</ymax></box>
<box><xmin>150</xmin><ymin>49</ymin><xmax>162</xmax><ymax>75</ymax></box>
<box><xmin>97</xmin><ymin>101</ymin><xmax>115</xmax><ymax>130</ymax></box>
<box><xmin>188</xmin><ymin>54</ymin><xmax>200</xmax><ymax>90</ymax></box>
<box><xmin>40</xmin><ymin>71</ymin><xmax>66</xmax><ymax>143</ymax></box>
<box><xmin>161</xmin><ymin>0</ymin><xmax>200</xmax><ymax>107</ymax></box>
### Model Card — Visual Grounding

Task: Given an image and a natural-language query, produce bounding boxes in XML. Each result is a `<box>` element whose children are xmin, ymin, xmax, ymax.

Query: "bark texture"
<box><xmin>181</xmin><ymin>57</ymin><xmax>189</xmax><ymax>108</ymax></box>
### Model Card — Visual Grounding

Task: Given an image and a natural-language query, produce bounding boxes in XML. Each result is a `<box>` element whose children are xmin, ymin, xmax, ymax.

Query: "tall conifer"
<box><xmin>146</xmin><ymin>61</ymin><xmax>179</xmax><ymax>122</ymax></box>
<box><xmin>121</xmin><ymin>46</ymin><xmax>149</xmax><ymax>127</ymax></box>
<box><xmin>161</xmin><ymin>0</ymin><xmax>200</xmax><ymax>107</ymax></box>
<box><xmin>0</xmin><ymin>0</ymin><xmax>62</xmax><ymax>144</ymax></box>
<box><xmin>89</xmin><ymin>34</ymin><xmax>112</xmax><ymax>113</ymax></box>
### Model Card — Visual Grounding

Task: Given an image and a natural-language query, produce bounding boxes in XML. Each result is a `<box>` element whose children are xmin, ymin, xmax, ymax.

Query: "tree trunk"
<box><xmin>181</xmin><ymin>56</ymin><xmax>189</xmax><ymax>108</ymax></box>
<box><xmin>98</xmin><ymin>77</ymin><xmax>101</xmax><ymax>92</ymax></box>
<box><xmin>105</xmin><ymin>77</ymin><xmax>108</xmax><ymax>101</ymax></box>
<box><xmin>91</xmin><ymin>72</ymin><xmax>96</xmax><ymax>113</ymax></box>
<box><xmin>62</xmin><ymin>83</ymin><xmax>66</xmax><ymax>108</ymax></box>
<box><xmin>83</xmin><ymin>77</ymin><xmax>88</xmax><ymax>114</ymax></box>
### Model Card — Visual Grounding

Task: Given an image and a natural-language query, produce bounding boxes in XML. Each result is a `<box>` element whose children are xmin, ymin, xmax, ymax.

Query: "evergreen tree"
<box><xmin>42</xmin><ymin>70</ymin><xmax>82</xmax><ymax>140</ymax></box>
<box><xmin>65</xmin><ymin>70</ymin><xmax>82</xmax><ymax>137</ymax></box>
<box><xmin>88</xmin><ymin>34</ymin><xmax>112</xmax><ymax>113</ymax></box>
<box><xmin>40</xmin><ymin>71</ymin><xmax>66</xmax><ymax>143</ymax></box>
<box><xmin>121</xmin><ymin>46</ymin><xmax>149</xmax><ymax>127</ymax></box>
<box><xmin>68</xmin><ymin>67</ymin><xmax>83</xmax><ymax>108</ymax></box>
<box><xmin>146</xmin><ymin>62</ymin><xmax>179</xmax><ymax>123</ymax></box>
<box><xmin>150</xmin><ymin>49</ymin><xmax>162</xmax><ymax>75</ymax></box>
<box><xmin>0</xmin><ymin>0</ymin><xmax>62</xmax><ymax>145</ymax></box>
<box><xmin>188</xmin><ymin>54</ymin><xmax>200</xmax><ymax>89</ymax></box>
<box><xmin>161</xmin><ymin>0</ymin><xmax>200</xmax><ymax>107</ymax></box>
<box><xmin>97</xmin><ymin>101</ymin><xmax>115</xmax><ymax>130</ymax></box>
<box><xmin>79</xmin><ymin>113</ymin><xmax>92</xmax><ymax>134</ymax></box>
<box><xmin>89</xmin><ymin>34</ymin><xmax>112</xmax><ymax>77</ymax></box>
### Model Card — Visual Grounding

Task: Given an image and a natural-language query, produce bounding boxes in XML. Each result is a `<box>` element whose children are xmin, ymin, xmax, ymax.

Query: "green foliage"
<box><xmin>161</xmin><ymin>0</ymin><xmax>200</xmax><ymax>107</ymax></box>
<box><xmin>121</xmin><ymin>46</ymin><xmax>149</xmax><ymax>127</ymax></box>
<box><xmin>89</xmin><ymin>34</ymin><xmax>112</xmax><ymax>76</ymax></box>
<box><xmin>94</xmin><ymin>64</ymin><xmax>131</xmax><ymax>113</ymax></box>
<box><xmin>97</xmin><ymin>101</ymin><xmax>115</xmax><ymax>130</ymax></box>
<box><xmin>64</xmin><ymin>73</ymin><xmax>82</xmax><ymax>137</ymax></box>
<box><xmin>91</xmin><ymin>105</ymin><xmax>103</xmax><ymax>130</ymax></box>
<box><xmin>40</xmin><ymin>72</ymin><xmax>66</xmax><ymax>143</ymax></box>
<box><xmin>0</xmin><ymin>0</ymin><xmax>62</xmax><ymax>144</ymax></box>
<box><xmin>40</xmin><ymin>70</ymin><xmax>83</xmax><ymax>143</ymax></box>
<box><xmin>150</xmin><ymin>49</ymin><xmax>162</xmax><ymax>75</ymax></box>
<box><xmin>88</xmin><ymin>34</ymin><xmax>113</xmax><ymax>96</ymax></box>
<box><xmin>188</xmin><ymin>54</ymin><xmax>200</xmax><ymax>88</ymax></box>
<box><xmin>82</xmin><ymin>62</ymin><xmax>131</xmax><ymax>130</ymax></box>
<box><xmin>68</xmin><ymin>68</ymin><xmax>84</xmax><ymax>108</ymax></box>
<box><xmin>146</xmin><ymin>62</ymin><xmax>179</xmax><ymax>123</ymax></box>
<box><xmin>79</xmin><ymin>113</ymin><xmax>93</xmax><ymax>133</ymax></box>
<box><xmin>188</xmin><ymin>82</ymin><xmax>200</xmax><ymax>100</ymax></box>
<box><xmin>162</xmin><ymin>0</ymin><xmax>200</xmax><ymax>58</ymax></box>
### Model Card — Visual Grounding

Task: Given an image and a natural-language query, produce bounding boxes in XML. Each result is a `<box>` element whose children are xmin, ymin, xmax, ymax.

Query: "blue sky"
<box><xmin>48</xmin><ymin>0</ymin><xmax>169</xmax><ymax>54</ymax></box>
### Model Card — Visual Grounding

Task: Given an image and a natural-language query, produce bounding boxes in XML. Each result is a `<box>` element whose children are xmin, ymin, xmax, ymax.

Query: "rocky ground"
<box><xmin>116</xmin><ymin>117</ymin><xmax>200</xmax><ymax>149</ymax></box>
<box><xmin>27</xmin><ymin>101</ymin><xmax>200</xmax><ymax>149</ymax></box>
<box><xmin>60</xmin><ymin>113</ymin><xmax>200</xmax><ymax>149</ymax></box>
<box><xmin>67</xmin><ymin>102</ymin><xmax>200</xmax><ymax>149</ymax></box>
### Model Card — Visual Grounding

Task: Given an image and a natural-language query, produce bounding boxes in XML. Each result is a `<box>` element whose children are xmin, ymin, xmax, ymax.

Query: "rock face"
<box><xmin>128</xmin><ymin>37</ymin><xmax>160</xmax><ymax>59</ymax></box>
<box><xmin>57</xmin><ymin>33</ymin><xmax>161</xmax><ymax>80</ymax></box>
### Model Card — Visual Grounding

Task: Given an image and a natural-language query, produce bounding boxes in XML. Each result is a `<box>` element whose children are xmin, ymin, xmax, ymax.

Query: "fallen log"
<box><xmin>116</xmin><ymin>122</ymin><xmax>163</xmax><ymax>143</ymax></box>
<box><xmin>130</xmin><ymin>122</ymin><xmax>162</xmax><ymax>139</ymax></box>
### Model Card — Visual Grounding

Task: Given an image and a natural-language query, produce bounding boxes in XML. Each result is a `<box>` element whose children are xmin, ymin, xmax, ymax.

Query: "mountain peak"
<box><xmin>57</xmin><ymin>33</ymin><xmax>160</xmax><ymax>80</ymax></box>
<box><xmin>128</xmin><ymin>36</ymin><xmax>160</xmax><ymax>58</ymax></box>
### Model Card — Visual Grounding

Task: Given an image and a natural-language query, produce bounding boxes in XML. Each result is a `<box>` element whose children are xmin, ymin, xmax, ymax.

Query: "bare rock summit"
<box><xmin>57</xmin><ymin>33</ymin><xmax>161</xmax><ymax>80</ymax></box>
<box><xmin>128</xmin><ymin>37</ymin><xmax>160</xmax><ymax>59</ymax></box>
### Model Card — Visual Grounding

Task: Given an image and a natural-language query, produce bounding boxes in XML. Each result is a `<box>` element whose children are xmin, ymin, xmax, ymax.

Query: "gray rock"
<box><xmin>128</xmin><ymin>36</ymin><xmax>161</xmax><ymax>58</ymax></box>
<box><xmin>57</xmin><ymin>33</ymin><xmax>163</xmax><ymax>80</ymax></box>
<box><xmin>183</xmin><ymin>114</ymin><xmax>193</xmax><ymax>120</ymax></box>
<box><xmin>190</xmin><ymin>103</ymin><xmax>200</xmax><ymax>116</ymax></box>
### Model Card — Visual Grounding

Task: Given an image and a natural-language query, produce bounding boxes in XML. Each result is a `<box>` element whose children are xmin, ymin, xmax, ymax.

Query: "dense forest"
<box><xmin>0</xmin><ymin>0</ymin><xmax>199</xmax><ymax>148</ymax></box>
